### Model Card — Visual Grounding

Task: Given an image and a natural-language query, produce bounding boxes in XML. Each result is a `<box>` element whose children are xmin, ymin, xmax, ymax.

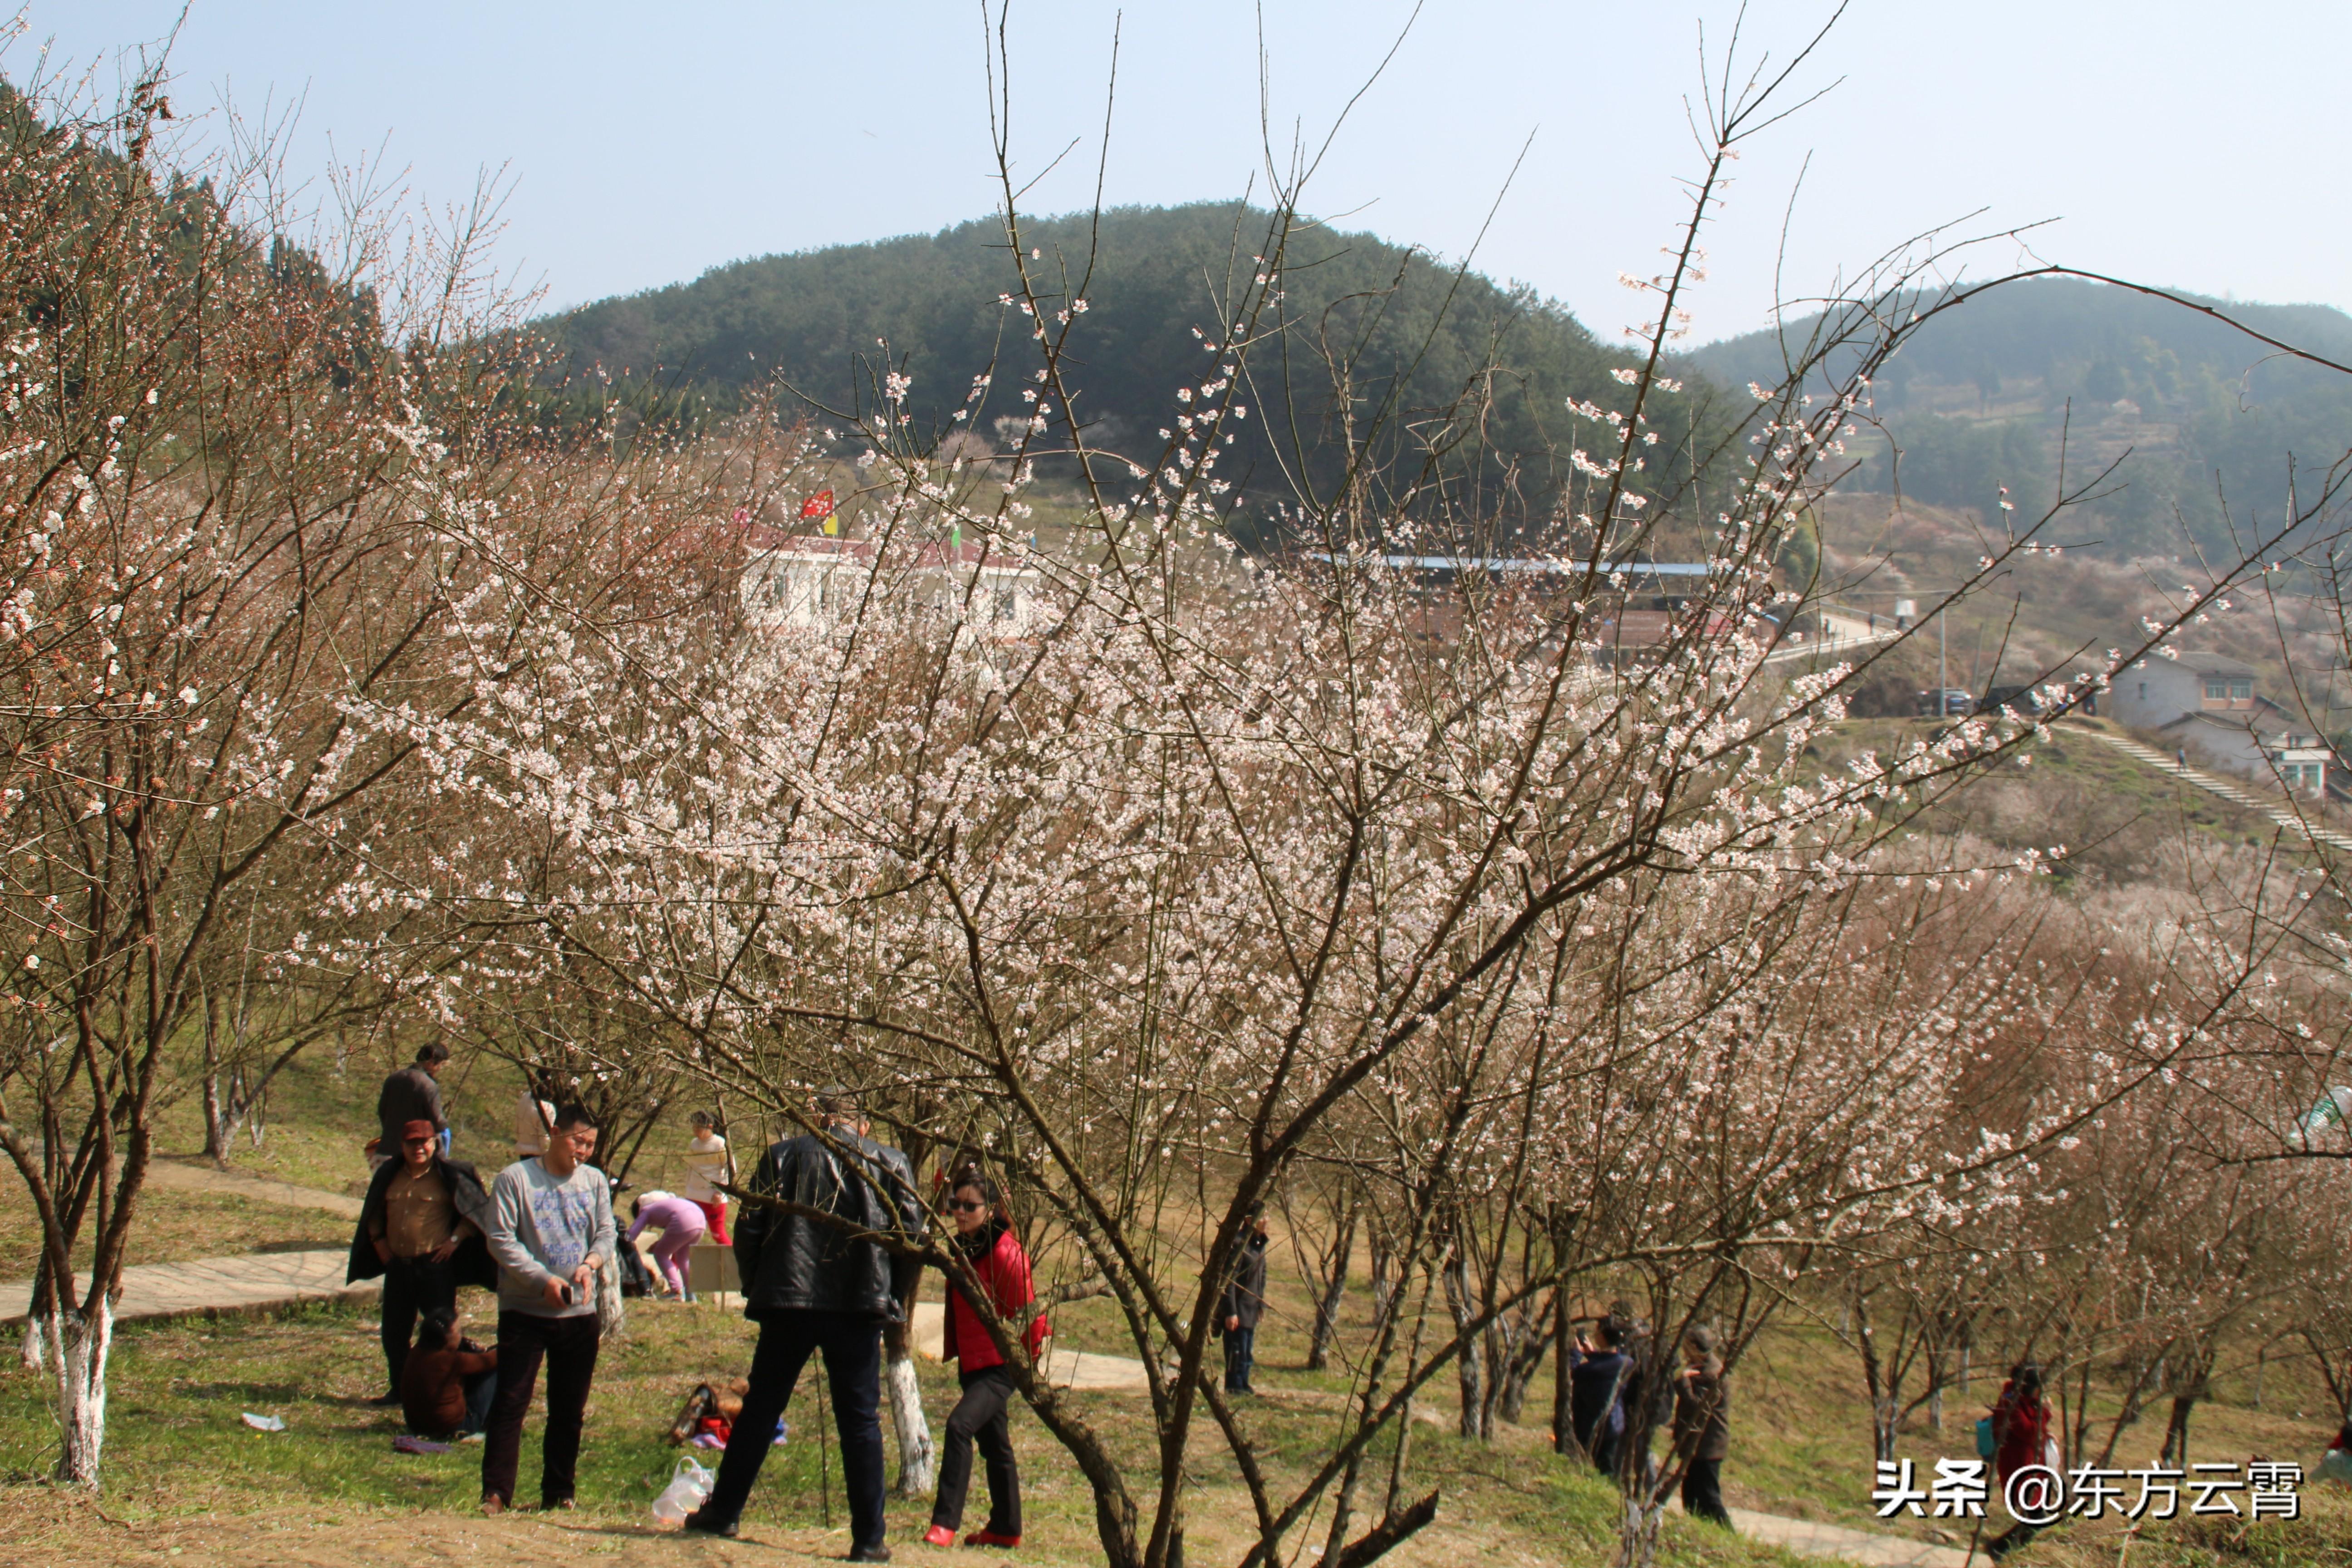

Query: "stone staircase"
<box><xmin>2079</xmin><ymin>725</ymin><xmax>2352</xmax><ymax>853</ymax></box>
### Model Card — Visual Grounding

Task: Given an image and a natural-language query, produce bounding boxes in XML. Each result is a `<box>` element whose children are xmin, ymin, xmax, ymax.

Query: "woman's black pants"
<box><xmin>931</xmin><ymin>1365</ymin><xmax>1020</xmax><ymax>1537</ymax></box>
<box><xmin>1681</xmin><ymin>1456</ymin><xmax>1732</xmax><ymax>1525</ymax></box>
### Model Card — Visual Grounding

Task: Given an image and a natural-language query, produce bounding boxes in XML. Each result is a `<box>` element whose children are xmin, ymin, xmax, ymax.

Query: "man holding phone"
<box><xmin>480</xmin><ymin>1103</ymin><xmax>615</xmax><ymax>1515</ymax></box>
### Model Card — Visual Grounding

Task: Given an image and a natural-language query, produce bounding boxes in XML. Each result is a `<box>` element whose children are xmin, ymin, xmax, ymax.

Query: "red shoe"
<box><xmin>923</xmin><ymin>1524</ymin><xmax>957</xmax><ymax>1547</ymax></box>
<box><xmin>965</xmin><ymin>1530</ymin><xmax>1021</xmax><ymax>1548</ymax></box>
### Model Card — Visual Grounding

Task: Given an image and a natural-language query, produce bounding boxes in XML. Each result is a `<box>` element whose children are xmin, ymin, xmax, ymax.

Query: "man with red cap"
<box><xmin>349</xmin><ymin>1117</ymin><xmax>496</xmax><ymax>1404</ymax></box>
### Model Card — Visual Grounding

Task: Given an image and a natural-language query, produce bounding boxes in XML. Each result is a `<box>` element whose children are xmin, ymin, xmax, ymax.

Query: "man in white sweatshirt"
<box><xmin>480</xmin><ymin>1102</ymin><xmax>615</xmax><ymax>1515</ymax></box>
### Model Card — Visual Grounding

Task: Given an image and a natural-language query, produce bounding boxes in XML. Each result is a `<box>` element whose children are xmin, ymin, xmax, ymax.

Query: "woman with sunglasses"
<box><xmin>923</xmin><ymin>1169</ymin><xmax>1049</xmax><ymax>1549</ymax></box>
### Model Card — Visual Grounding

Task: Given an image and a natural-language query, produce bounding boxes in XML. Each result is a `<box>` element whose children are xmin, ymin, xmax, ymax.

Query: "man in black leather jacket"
<box><xmin>686</xmin><ymin>1089</ymin><xmax>925</xmax><ymax>1562</ymax></box>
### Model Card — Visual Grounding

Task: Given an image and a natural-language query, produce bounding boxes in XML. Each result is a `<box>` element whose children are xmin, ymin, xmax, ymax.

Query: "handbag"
<box><xmin>1975</xmin><ymin>1416</ymin><xmax>1996</xmax><ymax>1460</ymax></box>
<box><xmin>596</xmin><ymin>1248</ymin><xmax>627</xmax><ymax>1338</ymax></box>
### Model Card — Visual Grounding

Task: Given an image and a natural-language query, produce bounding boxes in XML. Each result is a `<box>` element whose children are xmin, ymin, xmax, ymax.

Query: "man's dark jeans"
<box><xmin>482</xmin><ymin>1311</ymin><xmax>601</xmax><ymax>1507</ymax></box>
<box><xmin>702</xmin><ymin>1312</ymin><xmax>887</xmax><ymax>1553</ymax></box>
<box><xmin>1222</xmin><ymin>1324</ymin><xmax>1256</xmax><ymax>1392</ymax></box>
<box><xmin>931</xmin><ymin>1365</ymin><xmax>1019</xmax><ymax>1537</ymax></box>
<box><xmin>379</xmin><ymin>1255</ymin><xmax>457</xmax><ymax>1392</ymax></box>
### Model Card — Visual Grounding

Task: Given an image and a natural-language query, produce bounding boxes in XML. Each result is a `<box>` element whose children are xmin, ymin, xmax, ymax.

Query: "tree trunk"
<box><xmin>1613</xmin><ymin>1491</ymin><xmax>1661</xmax><ymax>1568</ymax></box>
<box><xmin>1440</xmin><ymin>1248</ymin><xmax>1485</xmax><ymax>1441</ymax></box>
<box><xmin>1494</xmin><ymin>1313</ymin><xmax>1547</xmax><ymax>1425</ymax></box>
<box><xmin>19</xmin><ymin>1257</ymin><xmax>51</xmax><ymax>1373</ymax></box>
<box><xmin>1306</xmin><ymin>1203</ymin><xmax>1356</xmax><ymax>1372</ymax></box>
<box><xmin>51</xmin><ymin>1294</ymin><xmax>113</xmax><ymax>1488</ymax></box>
<box><xmin>1855</xmin><ymin>1290</ymin><xmax>1899</xmax><ymax>1463</ymax></box>
<box><xmin>201</xmin><ymin>1073</ymin><xmax>226</xmax><ymax>1161</ymax></box>
<box><xmin>201</xmin><ymin>991</ymin><xmax>229</xmax><ymax>1162</ymax></box>
<box><xmin>884</xmin><ymin>1318</ymin><xmax>936</xmax><ymax>1496</ymax></box>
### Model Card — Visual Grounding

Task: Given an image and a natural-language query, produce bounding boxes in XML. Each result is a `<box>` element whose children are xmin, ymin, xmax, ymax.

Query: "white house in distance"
<box><xmin>2106</xmin><ymin>650</ymin><xmax>2333</xmax><ymax>798</ymax></box>
<box><xmin>739</xmin><ymin>531</ymin><xmax>1041</xmax><ymax>636</ymax></box>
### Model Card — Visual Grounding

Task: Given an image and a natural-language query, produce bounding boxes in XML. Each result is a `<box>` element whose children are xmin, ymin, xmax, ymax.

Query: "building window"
<box><xmin>2137</xmin><ymin>681</ymin><xmax>2146</xmax><ymax>703</ymax></box>
<box><xmin>2205</xmin><ymin>676</ymin><xmax>2253</xmax><ymax>701</ymax></box>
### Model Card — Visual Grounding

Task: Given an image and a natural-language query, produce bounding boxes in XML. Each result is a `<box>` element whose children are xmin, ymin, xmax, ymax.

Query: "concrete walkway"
<box><xmin>1723</xmin><ymin>1505</ymin><xmax>1972</xmax><ymax>1568</ymax></box>
<box><xmin>0</xmin><ymin>1249</ymin><xmax>373</xmax><ymax>1327</ymax></box>
<box><xmin>0</xmin><ymin>1157</ymin><xmax>374</xmax><ymax>1327</ymax></box>
<box><xmin>909</xmin><ymin>1299</ymin><xmax>1150</xmax><ymax>1391</ymax></box>
<box><xmin>2085</xmin><ymin>725</ymin><xmax>2352</xmax><ymax>852</ymax></box>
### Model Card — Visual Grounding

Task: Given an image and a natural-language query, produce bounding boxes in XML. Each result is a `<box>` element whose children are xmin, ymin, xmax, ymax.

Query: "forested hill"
<box><xmin>1690</xmin><ymin>278</ymin><xmax>2352</xmax><ymax>556</ymax></box>
<box><xmin>537</xmin><ymin>203</ymin><xmax>1670</xmax><ymax>521</ymax></box>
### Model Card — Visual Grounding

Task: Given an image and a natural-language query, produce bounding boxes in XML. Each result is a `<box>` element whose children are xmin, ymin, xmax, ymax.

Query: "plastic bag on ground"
<box><xmin>651</xmin><ymin>1455</ymin><xmax>714</xmax><ymax>1524</ymax></box>
<box><xmin>240</xmin><ymin>1412</ymin><xmax>285</xmax><ymax>1432</ymax></box>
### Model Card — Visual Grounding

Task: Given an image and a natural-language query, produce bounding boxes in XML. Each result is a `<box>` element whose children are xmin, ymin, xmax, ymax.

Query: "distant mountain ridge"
<box><xmin>1689</xmin><ymin>278</ymin><xmax>2352</xmax><ymax>554</ymax></box>
<box><xmin>534</xmin><ymin>202</ymin><xmax>1677</xmax><ymax>523</ymax></box>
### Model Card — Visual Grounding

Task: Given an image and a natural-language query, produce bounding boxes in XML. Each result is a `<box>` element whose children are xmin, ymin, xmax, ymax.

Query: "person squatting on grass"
<box><xmin>683</xmin><ymin>1088</ymin><xmax>925</xmax><ymax>1563</ymax></box>
<box><xmin>628</xmin><ymin>1190</ymin><xmax>708</xmax><ymax>1300</ymax></box>
<box><xmin>479</xmin><ymin>1102</ymin><xmax>615</xmax><ymax>1515</ymax></box>
<box><xmin>681</xmin><ymin>1109</ymin><xmax>735</xmax><ymax>1244</ymax></box>
<box><xmin>1670</xmin><ymin>1327</ymin><xmax>1733</xmax><ymax>1527</ymax></box>
<box><xmin>402</xmin><ymin>1306</ymin><xmax>498</xmax><ymax>1440</ymax></box>
<box><xmin>1219</xmin><ymin>1204</ymin><xmax>1269</xmax><ymax>1395</ymax></box>
<box><xmin>346</xmin><ymin>1117</ymin><xmax>495</xmax><ymax>1404</ymax></box>
<box><xmin>923</xmin><ymin>1170</ymin><xmax>1049</xmax><ymax>1549</ymax></box>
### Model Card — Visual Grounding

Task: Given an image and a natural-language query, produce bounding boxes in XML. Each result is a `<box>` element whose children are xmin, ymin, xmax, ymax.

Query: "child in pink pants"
<box><xmin>627</xmin><ymin>1191</ymin><xmax>709</xmax><ymax>1300</ymax></box>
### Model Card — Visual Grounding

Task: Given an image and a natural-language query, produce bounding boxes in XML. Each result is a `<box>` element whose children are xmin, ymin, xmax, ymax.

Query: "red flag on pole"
<box><xmin>799</xmin><ymin>490</ymin><xmax>836</xmax><ymax>520</ymax></box>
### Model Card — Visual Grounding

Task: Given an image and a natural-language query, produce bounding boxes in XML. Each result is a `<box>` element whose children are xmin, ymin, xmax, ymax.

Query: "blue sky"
<box><xmin>23</xmin><ymin>2</ymin><xmax>2350</xmax><ymax>343</ymax></box>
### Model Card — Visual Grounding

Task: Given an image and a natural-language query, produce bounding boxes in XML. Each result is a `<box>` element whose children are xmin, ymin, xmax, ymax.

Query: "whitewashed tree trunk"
<box><xmin>887</xmin><ymin>1346</ymin><xmax>936</xmax><ymax>1496</ymax></box>
<box><xmin>51</xmin><ymin>1293</ymin><xmax>112</xmax><ymax>1487</ymax></box>
<box><xmin>19</xmin><ymin>1259</ymin><xmax>49</xmax><ymax>1373</ymax></box>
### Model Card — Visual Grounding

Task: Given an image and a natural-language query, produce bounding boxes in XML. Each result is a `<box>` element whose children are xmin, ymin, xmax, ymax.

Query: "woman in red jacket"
<box><xmin>925</xmin><ymin>1171</ymin><xmax>1049</xmax><ymax>1550</ymax></box>
<box><xmin>1987</xmin><ymin>1362</ymin><xmax>2056</xmax><ymax>1561</ymax></box>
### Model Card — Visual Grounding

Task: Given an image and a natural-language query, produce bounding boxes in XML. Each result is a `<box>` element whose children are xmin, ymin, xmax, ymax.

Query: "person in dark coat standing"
<box><xmin>375</xmin><ymin>1043</ymin><xmax>451</xmax><ymax>1163</ymax></box>
<box><xmin>923</xmin><ymin>1170</ymin><xmax>1049</xmax><ymax>1549</ymax></box>
<box><xmin>683</xmin><ymin>1089</ymin><xmax>924</xmax><ymax>1563</ymax></box>
<box><xmin>347</xmin><ymin>1118</ymin><xmax>497</xmax><ymax>1403</ymax></box>
<box><xmin>1670</xmin><ymin>1327</ymin><xmax>1733</xmax><ymax>1526</ymax></box>
<box><xmin>1220</xmin><ymin>1204</ymin><xmax>1269</xmax><ymax>1395</ymax></box>
<box><xmin>1569</xmin><ymin>1317</ymin><xmax>1637</xmax><ymax>1474</ymax></box>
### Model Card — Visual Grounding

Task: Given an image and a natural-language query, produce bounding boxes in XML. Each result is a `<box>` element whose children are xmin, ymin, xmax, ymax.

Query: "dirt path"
<box><xmin>144</xmin><ymin>1156</ymin><xmax>366</xmax><ymax>1220</ymax></box>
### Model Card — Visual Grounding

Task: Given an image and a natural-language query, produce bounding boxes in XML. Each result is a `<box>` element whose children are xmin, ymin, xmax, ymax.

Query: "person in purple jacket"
<box><xmin>628</xmin><ymin>1190</ymin><xmax>709</xmax><ymax>1301</ymax></box>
